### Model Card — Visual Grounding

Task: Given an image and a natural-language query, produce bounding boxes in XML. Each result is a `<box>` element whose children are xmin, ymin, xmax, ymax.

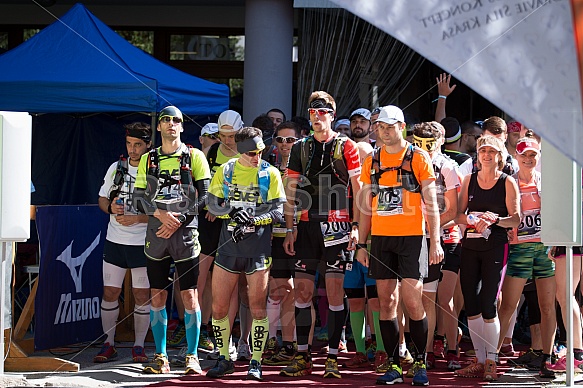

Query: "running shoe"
<box><xmin>411</xmin><ymin>361</ymin><xmax>429</xmax><ymax>386</ymax></box>
<box><xmin>525</xmin><ymin>352</ymin><xmax>545</xmax><ymax>371</ymax></box>
<box><xmin>132</xmin><ymin>346</ymin><xmax>148</xmax><ymax>363</ymax></box>
<box><xmin>237</xmin><ymin>341</ymin><xmax>251</xmax><ymax>361</ymax></box>
<box><xmin>341</xmin><ymin>352</ymin><xmax>369</xmax><ymax>369</ymax></box>
<box><xmin>499</xmin><ymin>343</ymin><xmax>514</xmax><ymax>357</ymax></box>
<box><xmin>376</xmin><ymin>364</ymin><xmax>403</xmax><ymax>385</ymax></box>
<box><xmin>433</xmin><ymin>338</ymin><xmax>445</xmax><ymax>358</ymax></box>
<box><xmin>514</xmin><ymin>348</ymin><xmax>541</xmax><ymax>366</ymax></box>
<box><xmin>366</xmin><ymin>340</ymin><xmax>377</xmax><ymax>361</ymax></box>
<box><xmin>400</xmin><ymin>349</ymin><xmax>414</xmax><ymax>368</ymax></box>
<box><xmin>446</xmin><ymin>352</ymin><xmax>462</xmax><ymax>371</ymax></box>
<box><xmin>483</xmin><ymin>359</ymin><xmax>497</xmax><ymax>381</ymax></box>
<box><xmin>206</xmin><ymin>355</ymin><xmax>235</xmax><ymax>378</ymax></box>
<box><xmin>143</xmin><ymin>353</ymin><xmax>170</xmax><ymax>374</ymax></box>
<box><xmin>323</xmin><ymin>357</ymin><xmax>341</xmax><ymax>378</ymax></box>
<box><xmin>426</xmin><ymin>352</ymin><xmax>435</xmax><ymax>370</ymax></box>
<box><xmin>263</xmin><ymin>336</ymin><xmax>279</xmax><ymax>359</ymax></box>
<box><xmin>94</xmin><ymin>342</ymin><xmax>117</xmax><ymax>363</ymax></box>
<box><xmin>247</xmin><ymin>360</ymin><xmax>263</xmax><ymax>381</ymax></box>
<box><xmin>454</xmin><ymin>361</ymin><xmax>484</xmax><ymax>378</ymax></box>
<box><xmin>263</xmin><ymin>347</ymin><xmax>295</xmax><ymax>366</ymax></box>
<box><xmin>539</xmin><ymin>360</ymin><xmax>555</xmax><ymax>378</ymax></box>
<box><xmin>279</xmin><ymin>353</ymin><xmax>312</xmax><ymax>377</ymax></box>
<box><xmin>167</xmin><ymin>321</ymin><xmax>186</xmax><ymax>347</ymax></box>
<box><xmin>317</xmin><ymin>327</ymin><xmax>328</xmax><ymax>341</ymax></box>
<box><xmin>547</xmin><ymin>355</ymin><xmax>583</xmax><ymax>372</ymax></box>
<box><xmin>198</xmin><ymin>330</ymin><xmax>215</xmax><ymax>352</ymax></box>
<box><xmin>170</xmin><ymin>346</ymin><xmax>187</xmax><ymax>367</ymax></box>
<box><xmin>339</xmin><ymin>340</ymin><xmax>349</xmax><ymax>353</ymax></box>
<box><xmin>374</xmin><ymin>351</ymin><xmax>388</xmax><ymax>373</ymax></box>
<box><xmin>184</xmin><ymin>354</ymin><xmax>202</xmax><ymax>375</ymax></box>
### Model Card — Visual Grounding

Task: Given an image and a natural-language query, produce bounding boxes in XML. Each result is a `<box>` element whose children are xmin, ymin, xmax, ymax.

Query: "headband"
<box><xmin>126</xmin><ymin>128</ymin><xmax>151</xmax><ymax>143</ymax></box>
<box><xmin>237</xmin><ymin>136</ymin><xmax>266</xmax><ymax>154</ymax></box>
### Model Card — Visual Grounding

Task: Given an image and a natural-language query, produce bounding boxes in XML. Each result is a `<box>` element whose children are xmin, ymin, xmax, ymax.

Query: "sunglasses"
<box><xmin>202</xmin><ymin>133</ymin><xmax>218</xmax><ymax>139</ymax></box>
<box><xmin>307</xmin><ymin>108</ymin><xmax>334</xmax><ymax>116</ymax></box>
<box><xmin>275</xmin><ymin>136</ymin><xmax>298</xmax><ymax>144</ymax></box>
<box><xmin>245</xmin><ymin>150</ymin><xmax>262</xmax><ymax>157</ymax></box>
<box><xmin>160</xmin><ymin>116</ymin><xmax>182</xmax><ymax>124</ymax></box>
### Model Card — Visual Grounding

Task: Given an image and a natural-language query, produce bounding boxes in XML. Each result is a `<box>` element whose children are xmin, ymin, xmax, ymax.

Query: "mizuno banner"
<box><xmin>35</xmin><ymin>205</ymin><xmax>108</xmax><ymax>350</ymax></box>
<box><xmin>331</xmin><ymin>0</ymin><xmax>583</xmax><ymax>166</ymax></box>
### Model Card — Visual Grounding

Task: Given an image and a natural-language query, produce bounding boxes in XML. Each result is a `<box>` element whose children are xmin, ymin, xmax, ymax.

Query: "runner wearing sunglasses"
<box><xmin>280</xmin><ymin>91</ymin><xmax>362</xmax><ymax>379</ymax></box>
<box><xmin>206</xmin><ymin>127</ymin><xmax>286</xmax><ymax>381</ymax></box>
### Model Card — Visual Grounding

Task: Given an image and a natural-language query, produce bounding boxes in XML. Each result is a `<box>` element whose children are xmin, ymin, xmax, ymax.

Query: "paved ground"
<box><xmin>2</xmin><ymin>341</ymin><xmax>583</xmax><ymax>387</ymax></box>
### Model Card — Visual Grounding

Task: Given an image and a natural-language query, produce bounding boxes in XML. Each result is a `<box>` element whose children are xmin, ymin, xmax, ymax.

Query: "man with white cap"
<box><xmin>356</xmin><ymin>105</ymin><xmax>444</xmax><ymax>386</ymax></box>
<box><xmin>350</xmin><ymin>108</ymin><xmax>373</xmax><ymax>144</ymax></box>
<box><xmin>206</xmin><ymin>126</ymin><xmax>286</xmax><ymax>381</ymax></box>
<box><xmin>199</xmin><ymin>123</ymin><xmax>219</xmax><ymax>155</ymax></box>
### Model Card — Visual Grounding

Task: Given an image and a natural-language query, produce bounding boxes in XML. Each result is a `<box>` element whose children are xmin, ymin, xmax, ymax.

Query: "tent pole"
<box><xmin>150</xmin><ymin>113</ymin><xmax>156</xmax><ymax>146</ymax></box>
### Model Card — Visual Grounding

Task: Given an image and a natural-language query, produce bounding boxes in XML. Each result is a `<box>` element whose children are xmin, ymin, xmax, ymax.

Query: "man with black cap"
<box><xmin>350</xmin><ymin>108</ymin><xmax>373</xmax><ymax>144</ymax></box>
<box><xmin>95</xmin><ymin>122</ymin><xmax>152</xmax><ymax>364</ymax></box>
<box><xmin>133</xmin><ymin>105</ymin><xmax>211</xmax><ymax>375</ymax></box>
<box><xmin>280</xmin><ymin>90</ymin><xmax>362</xmax><ymax>379</ymax></box>
<box><xmin>205</xmin><ymin>126</ymin><xmax>286</xmax><ymax>381</ymax></box>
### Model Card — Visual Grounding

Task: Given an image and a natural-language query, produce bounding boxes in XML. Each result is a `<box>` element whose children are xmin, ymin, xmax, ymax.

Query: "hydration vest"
<box><xmin>222</xmin><ymin>158</ymin><xmax>271</xmax><ymax>204</ymax></box>
<box><xmin>370</xmin><ymin>144</ymin><xmax>422</xmax><ymax>196</ymax></box>
<box><xmin>145</xmin><ymin>145</ymin><xmax>195</xmax><ymax>201</ymax></box>
<box><xmin>299</xmin><ymin>133</ymin><xmax>350</xmax><ymax>186</ymax></box>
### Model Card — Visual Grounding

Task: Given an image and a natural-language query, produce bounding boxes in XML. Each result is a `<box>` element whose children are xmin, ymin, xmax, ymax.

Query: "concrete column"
<box><xmin>243</xmin><ymin>0</ymin><xmax>293</xmax><ymax>126</ymax></box>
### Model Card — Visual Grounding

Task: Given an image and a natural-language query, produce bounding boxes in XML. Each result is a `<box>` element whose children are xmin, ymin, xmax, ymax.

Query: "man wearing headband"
<box><xmin>412</xmin><ymin>122</ymin><xmax>463</xmax><ymax>372</ymax></box>
<box><xmin>197</xmin><ymin>109</ymin><xmax>243</xmax><ymax>363</ymax></box>
<box><xmin>281</xmin><ymin>90</ymin><xmax>362</xmax><ymax>379</ymax></box>
<box><xmin>350</xmin><ymin>108</ymin><xmax>373</xmax><ymax>144</ymax></box>
<box><xmin>357</xmin><ymin>106</ymin><xmax>444</xmax><ymax>386</ymax></box>
<box><xmin>206</xmin><ymin>127</ymin><xmax>286</xmax><ymax>381</ymax></box>
<box><xmin>95</xmin><ymin>122</ymin><xmax>152</xmax><ymax>364</ymax></box>
<box><xmin>134</xmin><ymin>105</ymin><xmax>211</xmax><ymax>375</ymax></box>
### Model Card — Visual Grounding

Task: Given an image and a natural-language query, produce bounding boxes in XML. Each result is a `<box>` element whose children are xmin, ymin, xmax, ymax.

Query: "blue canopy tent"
<box><xmin>0</xmin><ymin>3</ymin><xmax>229</xmax><ymax>114</ymax></box>
<box><xmin>0</xmin><ymin>3</ymin><xmax>229</xmax><ymax>204</ymax></box>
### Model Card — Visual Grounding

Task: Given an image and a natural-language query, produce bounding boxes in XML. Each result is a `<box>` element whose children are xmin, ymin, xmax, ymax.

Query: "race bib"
<box><xmin>320</xmin><ymin>221</ymin><xmax>350</xmax><ymax>247</ymax></box>
<box><xmin>227</xmin><ymin>200</ymin><xmax>255</xmax><ymax>233</ymax></box>
<box><xmin>376</xmin><ymin>186</ymin><xmax>403</xmax><ymax>216</ymax></box>
<box><xmin>517</xmin><ymin>208</ymin><xmax>541</xmax><ymax>242</ymax></box>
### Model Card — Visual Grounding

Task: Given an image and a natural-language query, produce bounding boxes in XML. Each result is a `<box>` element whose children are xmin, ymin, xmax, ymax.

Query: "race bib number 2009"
<box><xmin>320</xmin><ymin>221</ymin><xmax>350</xmax><ymax>247</ymax></box>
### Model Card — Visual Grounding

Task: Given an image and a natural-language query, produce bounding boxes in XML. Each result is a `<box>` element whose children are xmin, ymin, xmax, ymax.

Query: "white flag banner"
<box><xmin>331</xmin><ymin>0</ymin><xmax>583</xmax><ymax>166</ymax></box>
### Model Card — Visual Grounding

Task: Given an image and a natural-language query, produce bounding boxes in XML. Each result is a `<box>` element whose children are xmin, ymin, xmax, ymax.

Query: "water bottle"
<box><xmin>467</xmin><ymin>214</ymin><xmax>491</xmax><ymax>239</ymax></box>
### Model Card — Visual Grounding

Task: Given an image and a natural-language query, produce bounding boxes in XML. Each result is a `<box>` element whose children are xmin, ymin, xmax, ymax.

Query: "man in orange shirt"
<box><xmin>356</xmin><ymin>105</ymin><xmax>444</xmax><ymax>386</ymax></box>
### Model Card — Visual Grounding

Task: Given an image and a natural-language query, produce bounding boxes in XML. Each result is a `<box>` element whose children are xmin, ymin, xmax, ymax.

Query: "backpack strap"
<box><xmin>206</xmin><ymin>142</ymin><xmax>221</xmax><ymax>170</ymax></box>
<box><xmin>331</xmin><ymin>135</ymin><xmax>349</xmax><ymax>186</ymax></box>
<box><xmin>299</xmin><ymin>136</ymin><xmax>315</xmax><ymax>177</ymax></box>
<box><xmin>222</xmin><ymin>158</ymin><xmax>271</xmax><ymax>204</ymax></box>
<box><xmin>113</xmin><ymin>155</ymin><xmax>128</xmax><ymax>186</ymax></box>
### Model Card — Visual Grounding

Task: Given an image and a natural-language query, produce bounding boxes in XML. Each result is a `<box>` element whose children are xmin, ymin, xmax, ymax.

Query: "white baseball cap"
<box><xmin>201</xmin><ymin>123</ymin><xmax>218</xmax><ymax>136</ymax></box>
<box><xmin>218</xmin><ymin>110</ymin><xmax>244</xmax><ymax>132</ymax></box>
<box><xmin>350</xmin><ymin>108</ymin><xmax>371</xmax><ymax>121</ymax></box>
<box><xmin>374</xmin><ymin>105</ymin><xmax>405</xmax><ymax>125</ymax></box>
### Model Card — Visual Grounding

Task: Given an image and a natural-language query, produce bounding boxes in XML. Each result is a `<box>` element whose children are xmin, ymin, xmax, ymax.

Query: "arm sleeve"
<box><xmin>343</xmin><ymin>139</ymin><xmax>362</xmax><ymax>178</ymax></box>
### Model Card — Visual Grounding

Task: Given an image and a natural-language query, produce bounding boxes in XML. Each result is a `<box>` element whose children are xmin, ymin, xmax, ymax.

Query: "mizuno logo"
<box><xmin>56</xmin><ymin>233</ymin><xmax>101</xmax><ymax>293</ymax></box>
